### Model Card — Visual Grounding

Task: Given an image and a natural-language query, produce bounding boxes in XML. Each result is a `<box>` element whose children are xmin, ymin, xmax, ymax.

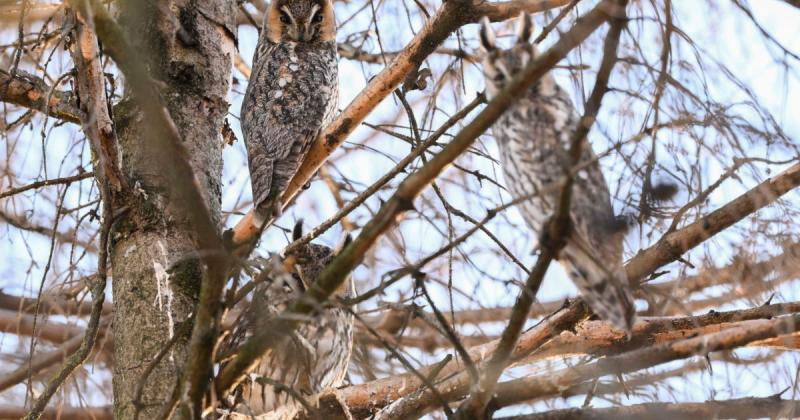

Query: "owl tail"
<box><xmin>559</xmin><ymin>246</ymin><xmax>636</xmax><ymax>332</ymax></box>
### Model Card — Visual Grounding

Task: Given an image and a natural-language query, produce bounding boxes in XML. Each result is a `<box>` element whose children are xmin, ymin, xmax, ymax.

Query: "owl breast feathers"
<box><xmin>222</xmin><ymin>224</ymin><xmax>355</xmax><ymax>419</ymax></box>
<box><xmin>241</xmin><ymin>0</ymin><xmax>339</xmax><ymax>227</ymax></box>
<box><xmin>480</xmin><ymin>15</ymin><xmax>636</xmax><ymax>331</ymax></box>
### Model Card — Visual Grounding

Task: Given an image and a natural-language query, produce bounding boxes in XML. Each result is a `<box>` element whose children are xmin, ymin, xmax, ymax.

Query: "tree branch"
<box><xmin>24</xmin><ymin>198</ymin><xmax>113</xmax><ymax>420</ymax></box>
<box><xmin>0</xmin><ymin>309</ymin><xmax>88</xmax><ymax>345</ymax></box>
<box><xmin>0</xmin><ymin>405</ymin><xmax>111</xmax><ymax>420</ymax></box>
<box><xmin>67</xmin><ymin>10</ymin><xmax>127</xmax><ymax>197</ymax></box>
<box><xmin>488</xmin><ymin>313</ymin><xmax>800</xmax><ymax>410</ymax></box>
<box><xmin>0</xmin><ymin>209</ymin><xmax>98</xmax><ymax>252</ymax></box>
<box><xmin>313</xmin><ymin>300</ymin><xmax>800</xmax><ymax>418</ymax></box>
<box><xmin>0</xmin><ymin>69</ymin><xmax>81</xmax><ymax>124</ymax></box>
<box><xmin>0</xmin><ymin>321</ymin><xmax>108</xmax><ymax>393</ymax></box>
<box><xmin>495</xmin><ymin>396</ymin><xmax>800</xmax><ymax>420</ymax></box>
<box><xmin>0</xmin><ymin>288</ymin><xmax>112</xmax><ymax>318</ymax></box>
<box><xmin>626</xmin><ymin>162</ymin><xmax>800</xmax><ymax>283</ymax></box>
<box><xmin>0</xmin><ymin>172</ymin><xmax>94</xmax><ymax>200</ymax></box>
<box><xmin>228</xmin><ymin>0</ymin><xmax>575</xmax><ymax>247</ymax></box>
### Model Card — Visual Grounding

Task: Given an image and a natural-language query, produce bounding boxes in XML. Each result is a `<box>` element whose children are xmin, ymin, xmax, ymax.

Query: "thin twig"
<box><xmin>0</xmin><ymin>172</ymin><xmax>94</xmax><ymax>199</ymax></box>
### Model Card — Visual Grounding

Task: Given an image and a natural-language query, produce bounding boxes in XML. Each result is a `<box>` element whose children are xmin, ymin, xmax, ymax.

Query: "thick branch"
<box><xmin>489</xmin><ymin>314</ymin><xmax>800</xmax><ymax>410</ymax></box>
<box><xmin>525</xmin><ymin>301</ymin><xmax>800</xmax><ymax>362</ymax></box>
<box><xmin>0</xmin><ymin>308</ymin><xmax>87</xmax><ymax>345</ymax></box>
<box><xmin>315</xmin><ymin>301</ymin><xmax>800</xmax><ymax>418</ymax></box>
<box><xmin>0</xmin><ymin>69</ymin><xmax>81</xmax><ymax>124</ymax></box>
<box><xmin>67</xmin><ymin>12</ymin><xmax>127</xmax><ymax>196</ymax></box>
<box><xmin>0</xmin><ymin>289</ymin><xmax>112</xmax><ymax>318</ymax></box>
<box><xmin>496</xmin><ymin>396</ymin><xmax>800</xmax><ymax>420</ymax></box>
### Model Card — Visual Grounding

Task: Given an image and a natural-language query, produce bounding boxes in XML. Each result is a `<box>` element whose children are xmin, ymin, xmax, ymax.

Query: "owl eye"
<box><xmin>279</xmin><ymin>11</ymin><xmax>291</xmax><ymax>24</ymax></box>
<box><xmin>312</xmin><ymin>13</ymin><xmax>323</xmax><ymax>23</ymax></box>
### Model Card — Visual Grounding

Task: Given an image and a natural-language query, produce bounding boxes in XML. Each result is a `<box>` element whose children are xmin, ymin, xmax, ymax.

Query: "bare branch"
<box><xmin>0</xmin><ymin>172</ymin><xmax>94</xmax><ymax>200</ymax></box>
<box><xmin>24</xmin><ymin>201</ymin><xmax>112</xmax><ymax>420</ymax></box>
<box><xmin>489</xmin><ymin>314</ymin><xmax>800</xmax><ymax>410</ymax></box>
<box><xmin>0</xmin><ymin>288</ymin><xmax>111</xmax><ymax>318</ymax></box>
<box><xmin>626</xmin><ymin>163</ymin><xmax>800</xmax><ymax>284</ymax></box>
<box><xmin>0</xmin><ymin>405</ymin><xmax>111</xmax><ymax>420</ymax></box>
<box><xmin>495</xmin><ymin>396</ymin><xmax>800</xmax><ymax>420</ymax></box>
<box><xmin>67</xmin><ymin>11</ymin><xmax>127</xmax><ymax>196</ymax></box>
<box><xmin>0</xmin><ymin>321</ymin><xmax>108</xmax><ymax>393</ymax></box>
<box><xmin>0</xmin><ymin>69</ymin><xmax>81</xmax><ymax>124</ymax></box>
<box><xmin>0</xmin><ymin>309</ymin><xmax>88</xmax><ymax>345</ymax></box>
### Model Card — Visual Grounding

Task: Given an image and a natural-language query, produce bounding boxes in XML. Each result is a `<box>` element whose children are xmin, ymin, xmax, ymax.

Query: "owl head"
<box><xmin>479</xmin><ymin>13</ymin><xmax>536</xmax><ymax>98</ymax></box>
<box><xmin>282</xmin><ymin>221</ymin><xmax>354</xmax><ymax>299</ymax></box>
<box><xmin>266</xmin><ymin>0</ymin><xmax>336</xmax><ymax>44</ymax></box>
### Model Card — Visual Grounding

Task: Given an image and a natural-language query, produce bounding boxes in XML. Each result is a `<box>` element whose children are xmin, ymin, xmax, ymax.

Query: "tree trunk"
<box><xmin>108</xmin><ymin>1</ymin><xmax>235</xmax><ymax>418</ymax></box>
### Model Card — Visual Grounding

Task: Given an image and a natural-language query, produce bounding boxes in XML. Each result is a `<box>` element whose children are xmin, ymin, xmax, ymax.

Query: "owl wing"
<box><xmin>242</xmin><ymin>42</ymin><xmax>338</xmax><ymax>213</ymax></box>
<box><xmin>538</xmin><ymin>84</ymin><xmax>636</xmax><ymax>331</ymax></box>
<box><xmin>561</xmin><ymin>215</ymin><xmax>635</xmax><ymax>332</ymax></box>
<box><xmin>559</xmin><ymin>158</ymin><xmax>636</xmax><ymax>331</ymax></box>
<box><xmin>223</xmin><ymin>268</ymin><xmax>312</xmax><ymax>416</ymax></box>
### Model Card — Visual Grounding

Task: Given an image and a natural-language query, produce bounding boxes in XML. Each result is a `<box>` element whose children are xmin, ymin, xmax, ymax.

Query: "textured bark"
<box><xmin>109</xmin><ymin>1</ymin><xmax>235</xmax><ymax>418</ymax></box>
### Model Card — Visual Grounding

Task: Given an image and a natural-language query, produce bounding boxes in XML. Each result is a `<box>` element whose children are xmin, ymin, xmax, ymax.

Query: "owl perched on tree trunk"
<box><xmin>241</xmin><ymin>0</ymin><xmax>339</xmax><ymax>228</ymax></box>
<box><xmin>222</xmin><ymin>223</ymin><xmax>355</xmax><ymax>419</ymax></box>
<box><xmin>479</xmin><ymin>15</ymin><xmax>636</xmax><ymax>331</ymax></box>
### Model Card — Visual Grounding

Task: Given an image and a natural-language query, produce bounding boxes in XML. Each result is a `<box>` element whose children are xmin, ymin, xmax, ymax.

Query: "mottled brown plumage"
<box><xmin>224</xmin><ymin>223</ymin><xmax>354</xmax><ymax>419</ymax></box>
<box><xmin>241</xmin><ymin>0</ymin><xmax>338</xmax><ymax>227</ymax></box>
<box><xmin>480</xmin><ymin>15</ymin><xmax>636</xmax><ymax>331</ymax></box>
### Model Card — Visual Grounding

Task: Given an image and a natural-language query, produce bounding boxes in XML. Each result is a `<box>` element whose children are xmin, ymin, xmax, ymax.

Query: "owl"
<box><xmin>479</xmin><ymin>15</ymin><xmax>636</xmax><ymax>331</ymax></box>
<box><xmin>223</xmin><ymin>222</ymin><xmax>355</xmax><ymax>419</ymax></box>
<box><xmin>241</xmin><ymin>0</ymin><xmax>339</xmax><ymax>227</ymax></box>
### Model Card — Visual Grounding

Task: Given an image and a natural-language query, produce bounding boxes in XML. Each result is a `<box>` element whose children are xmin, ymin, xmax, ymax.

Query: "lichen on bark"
<box><xmin>108</xmin><ymin>1</ymin><xmax>235</xmax><ymax>418</ymax></box>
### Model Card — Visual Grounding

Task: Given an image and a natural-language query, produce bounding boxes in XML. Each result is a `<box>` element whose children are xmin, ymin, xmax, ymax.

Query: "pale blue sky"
<box><xmin>1</xmin><ymin>0</ymin><xmax>799</xmax><ymax>413</ymax></box>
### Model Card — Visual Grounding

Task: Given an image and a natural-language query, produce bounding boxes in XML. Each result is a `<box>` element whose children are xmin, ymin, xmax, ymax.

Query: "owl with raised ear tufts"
<box><xmin>241</xmin><ymin>0</ymin><xmax>339</xmax><ymax>228</ymax></box>
<box><xmin>223</xmin><ymin>221</ymin><xmax>355</xmax><ymax>419</ymax></box>
<box><xmin>479</xmin><ymin>15</ymin><xmax>636</xmax><ymax>332</ymax></box>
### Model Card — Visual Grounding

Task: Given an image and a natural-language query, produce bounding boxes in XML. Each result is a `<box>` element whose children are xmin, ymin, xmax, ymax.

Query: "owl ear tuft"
<box><xmin>292</xmin><ymin>219</ymin><xmax>304</xmax><ymax>242</ymax></box>
<box><xmin>479</xmin><ymin>17</ymin><xmax>496</xmax><ymax>51</ymax></box>
<box><xmin>516</xmin><ymin>13</ymin><xmax>533</xmax><ymax>44</ymax></box>
<box><xmin>334</xmin><ymin>233</ymin><xmax>352</xmax><ymax>256</ymax></box>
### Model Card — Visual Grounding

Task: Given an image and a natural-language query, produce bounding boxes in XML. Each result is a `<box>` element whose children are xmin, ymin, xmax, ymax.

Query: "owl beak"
<box><xmin>286</xmin><ymin>25</ymin><xmax>306</xmax><ymax>42</ymax></box>
<box><xmin>294</xmin><ymin>26</ymin><xmax>306</xmax><ymax>42</ymax></box>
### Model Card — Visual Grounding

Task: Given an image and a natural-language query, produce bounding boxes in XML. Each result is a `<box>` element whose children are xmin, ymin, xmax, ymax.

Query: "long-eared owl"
<box><xmin>224</xmin><ymin>223</ymin><xmax>355</xmax><ymax>419</ymax></box>
<box><xmin>479</xmin><ymin>15</ymin><xmax>636</xmax><ymax>331</ymax></box>
<box><xmin>241</xmin><ymin>0</ymin><xmax>339</xmax><ymax>226</ymax></box>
